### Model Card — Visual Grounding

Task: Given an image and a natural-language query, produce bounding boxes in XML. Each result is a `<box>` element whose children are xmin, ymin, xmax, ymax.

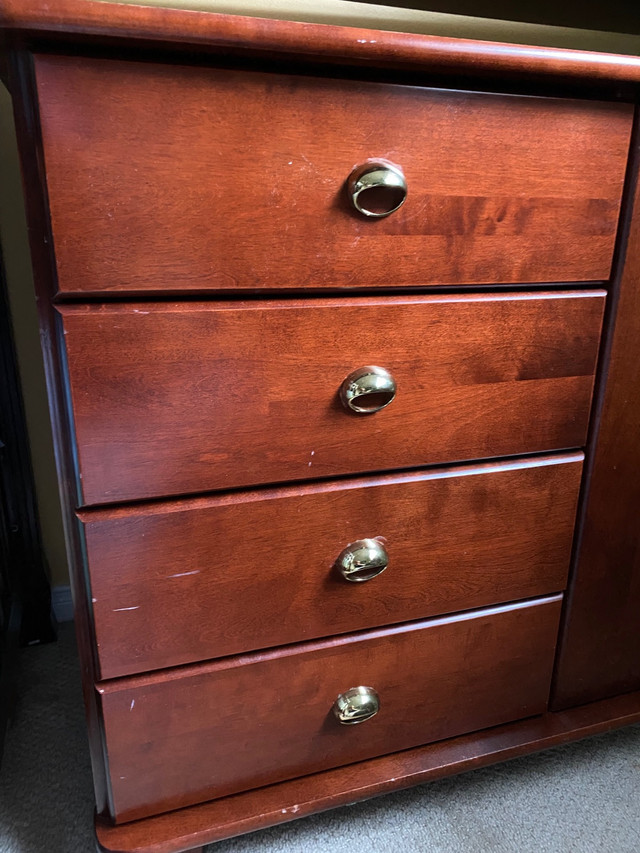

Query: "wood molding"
<box><xmin>1</xmin><ymin>0</ymin><xmax>640</xmax><ymax>86</ymax></box>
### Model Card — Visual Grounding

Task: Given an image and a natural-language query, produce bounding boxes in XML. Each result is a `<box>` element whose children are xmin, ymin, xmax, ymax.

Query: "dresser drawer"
<box><xmin>60</xmin><ymin>291</ymin><xmax>603</xmax><ymax>505</ymax></box>
<box><xmin>98</xmin><ymin>595</ymin><xmax>562</xmax><ymax>822</ymax></box>
<box><xmin>83</xmin><ymin>453</ymin><xmax>581</xmax><ymax>678</ymax></box>
<box><xmin>34</xmin><ymin>54</ymin><xmax>631</xmax><ymax>295</ymax></box>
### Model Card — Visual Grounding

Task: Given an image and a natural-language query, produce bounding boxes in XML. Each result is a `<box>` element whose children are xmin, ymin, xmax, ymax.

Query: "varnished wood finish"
<box><xmin>3</xmin><ymin>1</ymin><xmax>640</xmax><ymax>88</ymax></box>
<box><xmin>34</xmin><ymin>55</ymin><xmax>631</xmax><ymax>295</ymax></box>
<box><xmin>96</xmin><ymin>687</ymin><xmax>640</xmax><ymax>853</ymax></box>
<box><xmin>82</xmin><ymin>454</ymin><xmax>582</xmax><ymax>679</ymax></box>
<box><xmin>3</xmin><ymin>4</ymin><xmax>640</xmax><ymax>850</ymax></box>
<box><xmin>552</xmin><ymin>124</ymin><xmax>640</xmax><ymax>709</ymax></box>
<box><xmin>59</xmin><ymin>292</ymin><xmax>604</xmax><ymax>505</ymax></box>
<box><xmin>97</xmin><ymin>596</ymin><xmax>562</xmax><ymax>822</ymax></box>
<box><xmin>3</xmin><ymin>50</ymin><xmax>113</xmax><ymax>817</ymax></box>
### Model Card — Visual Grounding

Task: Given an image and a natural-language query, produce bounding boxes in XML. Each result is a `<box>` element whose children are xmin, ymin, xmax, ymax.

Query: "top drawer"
<box><xmin>34</xmin><ymin>55</ymin><xmax>632</xmax><ymax>296</ymax></box>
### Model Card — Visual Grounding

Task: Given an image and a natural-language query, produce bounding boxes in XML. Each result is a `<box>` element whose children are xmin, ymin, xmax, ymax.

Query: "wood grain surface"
<box><xmin>97</xmin><ymin>595</ymin><xmax>562</xmax><ymax>822</ymax></box>
<box><xmin>3</xmin><ymin>1</ymin><xmax>640</xmax><ymax>88</ymax></box>
<box><xmin>59</xmin><ymin>292</ymin><xmax>604</xmax><ymax>505</ymax></box>
<box><xmin>95</xmin><ymin>687</ymin><xmax>640</xmax><ymax>852</ymax></box>
<box><xmin>3</xmin><ymin>4</ymin><xmax>640</xmax><ymax>849</ymax></box>
<box><xmin>552</xmin><ymin>127</ymin><xmax>640</xmax><ymax>709</ymax></box>
<box><xmin>34</xmin><ymin>55</ymin><xmax>631</xmax><ymax>295</ymax></box>
<box><xmin>81</xmin><ymin>453</ymin><xmax>582</xmax><ymax>679</ymax></box>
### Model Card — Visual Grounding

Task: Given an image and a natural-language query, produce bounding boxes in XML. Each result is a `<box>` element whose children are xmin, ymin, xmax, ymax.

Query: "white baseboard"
<box><xmin>51</xmin><ymin>585</ymin><xmax>74</xmax><ymax>623</ymax></box>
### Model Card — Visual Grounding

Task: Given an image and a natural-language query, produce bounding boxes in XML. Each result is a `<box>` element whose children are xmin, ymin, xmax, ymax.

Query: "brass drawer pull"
<box><xmin>337</xmin><ymin>538</ymin><xmax>389</xmax><ymax>582</ymax></box>
<box><xmin>347</xmin><ymin>160</ymin><xmax>407</xmax><ymax>218</ymax></box>
<box><xmin>340</xmin><ymin>365</ymin><xmax>396</xmax><ymax>414</ymax></box>
<box><xmin>333</xmin><ymin>686</ymin><xmax>380</xmax><ymax>725</ymax></box>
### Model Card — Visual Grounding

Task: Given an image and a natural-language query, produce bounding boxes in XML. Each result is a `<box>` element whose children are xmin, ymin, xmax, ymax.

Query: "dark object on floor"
<box><xmin>0</xmin><ymin>246</ymin><xmax>55</xmax><ymax>767</ymax></box>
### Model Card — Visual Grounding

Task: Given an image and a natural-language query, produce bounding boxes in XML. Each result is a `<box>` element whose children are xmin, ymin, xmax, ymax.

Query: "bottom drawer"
<box><xmin>99</xmin><ymin>596</ymin><xmax>562</xmax><ymax>822</ymax></box>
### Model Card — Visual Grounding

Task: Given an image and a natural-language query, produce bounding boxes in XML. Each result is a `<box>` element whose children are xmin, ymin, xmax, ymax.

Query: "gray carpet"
<box><xmin>1</xmin><ymin>624</ymin><xmax>639</xmax><ymax>853</ymax></box>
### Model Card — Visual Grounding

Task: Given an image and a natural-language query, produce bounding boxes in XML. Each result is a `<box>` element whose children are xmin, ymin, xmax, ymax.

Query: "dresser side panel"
<box><xmin>3</xmin><ymin>50</ymin><xmax>112</xmax><ymax>815</ymax></box>
<box><xmin>552</xmin><ymin>112</ymin><xmax>640</xmax><ymax>708</ymax></box>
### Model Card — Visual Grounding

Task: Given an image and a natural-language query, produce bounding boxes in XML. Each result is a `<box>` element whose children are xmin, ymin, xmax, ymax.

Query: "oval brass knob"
<box><xmin>333</xmin><ymin>686</ymin><xmax>380</xmax><ymax>725</ymax></box>
<box><xmin>340</xmin><ymin>365</ymin><xmax>396</xmax><ymax>414</ymax></box>
<box><xmin>337</xmin><ymin>538</ymin><xmax>389</xmax><ymax>583</ymax></box>
<box><xmin>347</xmin><ymin>160</ymin><xmax>407</xmax><ymax>218</ymax></box>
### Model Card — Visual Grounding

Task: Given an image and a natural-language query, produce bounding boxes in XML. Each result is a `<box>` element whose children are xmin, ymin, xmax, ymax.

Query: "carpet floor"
<box><xmin>1</xmin><ymin>624</ymin><xmax>639</xmax><ymax>853</ymax></box>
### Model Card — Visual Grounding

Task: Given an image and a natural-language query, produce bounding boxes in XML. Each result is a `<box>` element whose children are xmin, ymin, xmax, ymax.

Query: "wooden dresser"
<box><xmin>2</xmin><ymin>2</ymin><xmax>640</xmax><ymax>851</ymax></box>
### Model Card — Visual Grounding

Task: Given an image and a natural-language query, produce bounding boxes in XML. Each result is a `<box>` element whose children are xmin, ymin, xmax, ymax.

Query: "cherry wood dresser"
<box><xmin>2</xmin><ymin>2</ymin><xmax>640</xmax><ymax>850</ymax></box>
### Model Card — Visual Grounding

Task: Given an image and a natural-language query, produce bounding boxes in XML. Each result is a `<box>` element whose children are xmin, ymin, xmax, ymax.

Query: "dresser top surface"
<box><xmin>2</xmin><ymin>0</ymin><xmax>640</xmax><ymax>87</ymax></box>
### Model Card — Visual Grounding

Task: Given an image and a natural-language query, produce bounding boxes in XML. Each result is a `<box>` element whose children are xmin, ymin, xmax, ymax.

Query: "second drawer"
<box><xmin>60</xmin><ymin>291</ymin><xmax>604</xmax><ymax>504</ymax></box>
<box><xmin>82</xmin><ymin>453</ymin><xmax>582</xmax><ymax>678</ymax></box>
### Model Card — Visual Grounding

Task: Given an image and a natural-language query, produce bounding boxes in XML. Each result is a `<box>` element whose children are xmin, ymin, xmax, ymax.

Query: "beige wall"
<box><xmin>3</xmin><ymin>2</ymin><xmax>639</xmax><ymax>588</ymax></box>
<box><xmin>108</xmin><ymin>0</ymin><xmax>640</xmax><ymax>52</ymax></box>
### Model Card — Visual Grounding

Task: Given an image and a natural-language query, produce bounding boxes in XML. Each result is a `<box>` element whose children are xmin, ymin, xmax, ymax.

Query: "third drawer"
<box><xmin>81</xmin><ymin>452</ymin><xmax>582</xmax><ymax>678</ymax></box>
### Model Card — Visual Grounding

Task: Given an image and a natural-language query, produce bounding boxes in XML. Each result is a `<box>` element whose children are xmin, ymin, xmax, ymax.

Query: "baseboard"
<box><xmin>51</xmin><ymin>585</ymin><xmax>74</xmax><ymax>623</ymax></box>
